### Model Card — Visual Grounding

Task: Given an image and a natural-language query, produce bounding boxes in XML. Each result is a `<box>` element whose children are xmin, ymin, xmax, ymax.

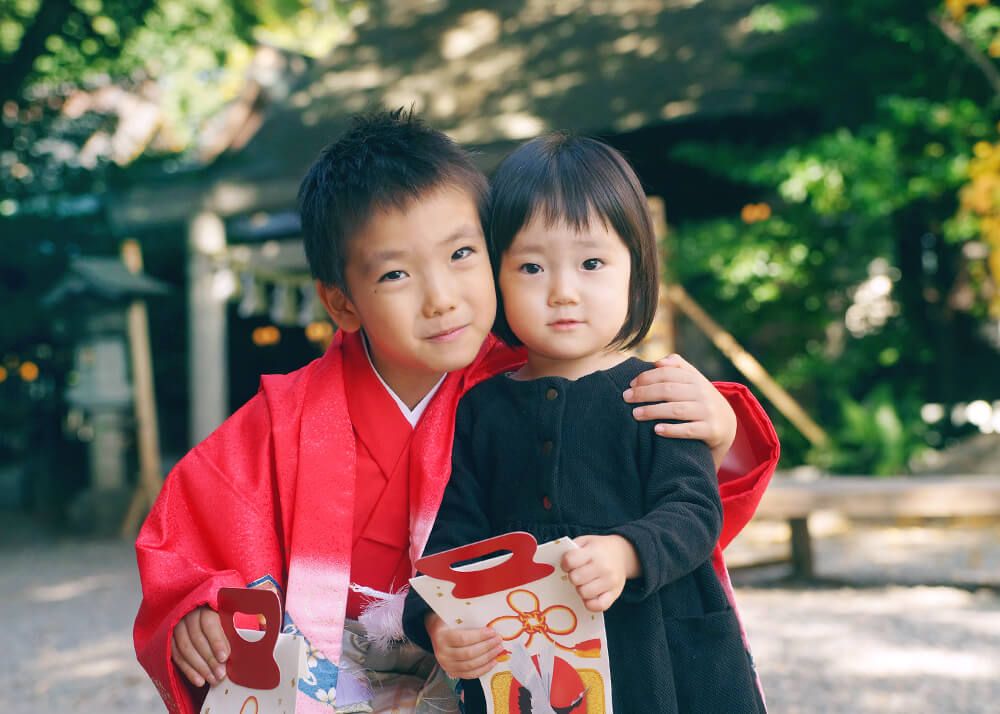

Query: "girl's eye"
<box><xmin>519</xmin><ymin>263</ymin><xmax>543</xmax><ymax>274</ymax></box>
<box><xmin>378</xmin><ymin>270</ymin><xmax>408</xmax><ymax>282</ymax></box>
<box><xmin>452</xmin><ymin>246</ymin><xmax>474</xmax><ymax>261</ymax></box>
<box><xmin>582</xmin><ymin>258</ymin><xmax>604</xmax><ymax>271</ymax></box>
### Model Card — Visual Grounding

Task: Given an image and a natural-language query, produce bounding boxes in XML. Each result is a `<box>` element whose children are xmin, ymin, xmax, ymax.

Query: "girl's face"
<box><xmin>498</xmin><ymin>212</ymin><xmax>632</xmax><ymax>379</ymax></box>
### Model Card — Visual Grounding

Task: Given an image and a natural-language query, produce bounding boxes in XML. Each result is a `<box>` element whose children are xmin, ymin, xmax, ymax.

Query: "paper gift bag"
<box><xmin>411</xmin><ymin>532</ymin><xmax>614</xmax><ymax>714</ymax></box>
<box><xmin>200</xmin><ymin>588</ymin><xmax>308</xmax><ymax>714</ymax></box>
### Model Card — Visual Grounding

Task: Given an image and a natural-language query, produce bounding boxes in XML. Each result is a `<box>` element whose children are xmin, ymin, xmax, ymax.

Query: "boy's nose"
<box><xmin>422</xmin><ymin>278</ymin><xmax>458</xmax><ymax>317</ymax></box>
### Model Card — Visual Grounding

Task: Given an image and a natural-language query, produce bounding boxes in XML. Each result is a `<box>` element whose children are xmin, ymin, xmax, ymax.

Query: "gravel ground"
<box><xmin>2</xmin><ymin>517</ymin><xmax>998</xmax><ymax>714</ymax></box>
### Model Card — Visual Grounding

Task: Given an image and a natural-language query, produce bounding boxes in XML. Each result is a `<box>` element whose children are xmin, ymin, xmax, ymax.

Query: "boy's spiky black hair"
<box><xmin>298</xmin><ymin>108</ymin><xmax>488</xmax><ymax>288</ymax></box>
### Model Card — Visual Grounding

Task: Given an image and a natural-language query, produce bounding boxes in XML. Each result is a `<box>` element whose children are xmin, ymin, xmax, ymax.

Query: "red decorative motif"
<box><xmin>414</xmin><ymin>532</ymin><xmax>554</xmax><ymax>599</ymax></box>
<box><xmin>488</xmin><ymin>589</ymin><xmax>577</xmax><ymax>648</ymax></box>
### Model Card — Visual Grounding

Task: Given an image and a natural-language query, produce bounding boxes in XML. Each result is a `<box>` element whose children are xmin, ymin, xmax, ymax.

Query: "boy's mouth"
<box><xmin>426</xmin><ymin>324</ymin><xmax>468</xmax><ymax>342</ymax></box>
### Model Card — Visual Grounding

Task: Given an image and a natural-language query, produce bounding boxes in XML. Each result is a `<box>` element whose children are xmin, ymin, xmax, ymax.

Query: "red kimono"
<box><xmin>133</xmin><ymin>330</ymin><xmax>778</xmax><ymax>714</ymax></box>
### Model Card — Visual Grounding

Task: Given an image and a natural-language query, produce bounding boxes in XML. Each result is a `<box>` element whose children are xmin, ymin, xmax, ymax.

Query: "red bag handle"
<box><xmin>415</xmin><ymin>532</ymin><xmax>554</xmax><ymax>599</ymax></box>
<box><xmin>217</xmin><ymin>587</ymin><xmax>281</xmax><ymax>690</ymax></box>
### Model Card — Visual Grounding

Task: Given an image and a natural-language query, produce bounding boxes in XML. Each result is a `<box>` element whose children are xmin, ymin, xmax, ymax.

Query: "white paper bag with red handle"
<box><xmin>410</xmin><ymin>532</ymin><xmax>613</xmax><ymax>714</ymax></box>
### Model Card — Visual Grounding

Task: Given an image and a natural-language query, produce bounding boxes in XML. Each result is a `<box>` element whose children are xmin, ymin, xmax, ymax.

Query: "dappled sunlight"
<box><xmin>440</xmin><ymin>10</ymin><xmax>501</xmax><ymax>60</ymax></box>
<box><xmin>840</xmin><ymin>645</ymin><xmax>997</xmax><ymax>680</ymax></box>
<box><xmin>203</xmin><ymin>0</ymin><xmax>771</xmax><ymax>187</ymax></box>
<box><xmin>27</xmin><ymin>635</ymin><xmax>141</xmax><ymax>690</ymax></box>
<box><xmin>739</xmin><ymin>583</ymin><xmax>1000</xmax><ymax>711</ymax></box>
<box><xmin>26</xmin><ymin>573</ymin><xmax>121</xmax><ymax>604</ymax></box>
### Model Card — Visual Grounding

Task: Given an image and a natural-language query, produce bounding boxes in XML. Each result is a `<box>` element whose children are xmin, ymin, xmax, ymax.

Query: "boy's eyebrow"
<box><xmin>363</xmin><ymin>249</ymin><xmax>409</xmax><ymax>273</ymax></box>
<box><xmin>361</xmin><ymin>225</ymin><xmax>483</xmax><ymax>273</ymax></box>
<box><xmin>438</xmin><ymin>224</ymin><xmax>483</xmax><ymax>244</ymax></box>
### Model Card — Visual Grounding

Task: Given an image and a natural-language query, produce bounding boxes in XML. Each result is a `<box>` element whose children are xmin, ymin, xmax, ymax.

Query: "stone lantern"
<box><xmin>45</xmin><ymin>256</ymin><xmax>168</xmax><ymax>532</ymax></box>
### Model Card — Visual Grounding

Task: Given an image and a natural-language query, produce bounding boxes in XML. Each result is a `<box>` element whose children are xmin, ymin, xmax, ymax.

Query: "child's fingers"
<box><xmin>575</xmin><ymin>576</ymin><xmax>610</xmax><ymax>602</ymax></box>
<box><xmin>561</xmin><ymin>547</ymin><xmax>590</xmax><ymax>573</ymax></box>
<box><xmin>171</xmin><ymin>644</ymin><xmax>207</xmax><ymax>687</ymax></box>
<box><xmin>447</xmin><ymin>633</ymin><xmax>503</xmax><ymax>662</ymax></box>
<box><xmin>565</xmin><ymin>558</ymin><xmax>596</xmax><ymax>586</ymax></box>
<box><xmin>582</xmin><ymin>590</ymin><xmax>616</xmax><ymax>613</ymax></box>
<box><xmin>187</xmin><ymin>619</ymin><xmax>226</xmax><ymax>682</ymax></box>
<box><xmin>628</xmin><ymin>361</ymin><xmax>699</xmax><ymax>389</ymax></box>
<box><xmin>199</xmin><ymin>609</ymin><xmax>230</xmax><ymax>663</ymax></box>
<box><xmin>623</xmin><ymin>381</ymin><xmax>686</xmax><ymax>407</ymax></box>
<box><xmin>452</xmin><ymin>656</ymin><xmax>502</xmax><ymax>680</ymax></box>
<box><xmin>653</xmin><ymin>420</ymin><xmax>708</xmax><ymax>440</ymax></box>
<box><xmin>653</xmin><ymin>353</ymin><xmax>695</xmax><ymax>371</ymax></box>
<box><xmin>172</xmin><ymin>621</ymin><xmax>212</xmax><ymax>686</ymax></box>
<box><xmin>445</xmin><ymin>642</ymin><xmax>505</xmax><ymax>678</ymax></box>
<box><xmin>439</xmin><ymin>626</ymin><xmax>498</xmax><ymax>649</ymax></box>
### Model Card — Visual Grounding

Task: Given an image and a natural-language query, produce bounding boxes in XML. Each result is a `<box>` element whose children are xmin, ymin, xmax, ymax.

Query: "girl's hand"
<box><xmin>623</xmin><ymin>353</ymin><xmax>736</xmax><ymax>468</ymax></box>
<box><xmin>561</xmin><ymin>535</ymin><xmax>639</xmax><ymax>613</ymax></box>
<box><xmin>425</xmin><ymin>614</ymin><xmax>504</xmax><ymax>679</ymax></box>
<box><xmin>171</xmin><ymin>606</ymin><xmax>229</xmax><ymax>687</ymax></box>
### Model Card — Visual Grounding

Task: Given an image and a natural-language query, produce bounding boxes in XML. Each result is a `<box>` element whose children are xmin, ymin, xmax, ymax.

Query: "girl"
<box><xmin>403</xmin><ymin>134</ymin><xmax>766</xmax><ymax>713</ymax></box>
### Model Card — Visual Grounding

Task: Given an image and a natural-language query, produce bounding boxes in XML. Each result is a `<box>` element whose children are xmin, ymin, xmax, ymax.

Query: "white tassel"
<box><xmin>351</xmin><ymin>583</ymin><xmax>407</xmax><ymax>652</ymax></box>
<box><xmin>508</xmin><ymin>644</ymin><xmax>556</xmax><ymax>714</ymax></box>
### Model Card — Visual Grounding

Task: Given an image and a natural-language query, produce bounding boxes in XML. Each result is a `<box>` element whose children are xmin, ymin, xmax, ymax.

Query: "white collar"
<box><xmin>361</xmin><ymin>333</ymin><xmax>446</xmax><ymax>428</ymax></box>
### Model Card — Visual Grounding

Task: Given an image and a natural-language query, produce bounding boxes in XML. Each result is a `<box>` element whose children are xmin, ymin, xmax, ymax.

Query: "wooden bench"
<box><xmin>750</xmin><ymin>474</ymin><xmax>1000</xmax><ymax>578</ymax></box>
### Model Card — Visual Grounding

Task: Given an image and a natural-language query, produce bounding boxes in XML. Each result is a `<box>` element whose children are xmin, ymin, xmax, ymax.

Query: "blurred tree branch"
<box><xmin>930</xmin><ymin>10</ymin><xmax>1000</xmax><ymax>98</ymax></box>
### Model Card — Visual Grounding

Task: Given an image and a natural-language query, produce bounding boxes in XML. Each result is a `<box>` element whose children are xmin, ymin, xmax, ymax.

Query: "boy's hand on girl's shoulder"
<box><xmin>171</xmin><ymin>606</ymin><xmax>230</xmax><ymax>688</ymax></box>
<box><xmin>623</xmin><ymin>353</ymin><xmax>737</xmax><ymax>467</ymax></box>
<box><xmin>425</xmin><ymin>613</ymin><xmax>504</xmax><ymax>679</ymax></box>
<box><xmin>562</xmin><ymin>535</ymin><xmax>639</xmax><ymax>613</ymax></box>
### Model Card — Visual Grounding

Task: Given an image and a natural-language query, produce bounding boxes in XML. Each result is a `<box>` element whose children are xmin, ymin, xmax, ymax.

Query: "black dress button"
<box><xmin>545</xmin><ymin>388</ymin><xmax>558</xmax><ymax>400</ymax></box>
<box><xmin>541</xmin><ymin>440</ymin><xmax>553</xmax><ymax>455</ymax></box>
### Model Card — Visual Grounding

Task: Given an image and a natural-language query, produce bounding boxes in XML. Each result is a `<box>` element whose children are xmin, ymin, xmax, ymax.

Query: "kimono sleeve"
<box><xmin>713</xmin><ymin>382</ymin><xmax>780</xmax><ymax>550</ymax></box>
<box><xmin>403</xmin><ymin>395</ymin><xmax>492</xmax><ymax>653</ymax></box>
<box><xmin>133</xmin><ymin>393</ymin><xmax>285</xmax><ymax>714</ymax></box>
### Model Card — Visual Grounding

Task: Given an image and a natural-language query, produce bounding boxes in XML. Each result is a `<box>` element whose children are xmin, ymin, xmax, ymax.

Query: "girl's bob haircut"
<box><xmin>487</xmin><ymin>133</ymin><xmax>659</xmax><ymax>351</ymax></box>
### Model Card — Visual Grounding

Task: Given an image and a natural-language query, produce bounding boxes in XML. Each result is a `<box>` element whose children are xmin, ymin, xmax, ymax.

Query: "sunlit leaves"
<box><xmin>666</xmin><ymin>0</ymin><xmax>1000</xmax><ymax>472</ymax></box>
<box><xmin>743</xmin><ymin>1</ymin><xmax>820</xmax><ymax>34</ymax></box>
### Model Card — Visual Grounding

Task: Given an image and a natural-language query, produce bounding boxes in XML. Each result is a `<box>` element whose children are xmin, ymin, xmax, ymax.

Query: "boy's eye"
<box><xmin>519</xmin><ymin>263</ymin><xmax>543</xmax><ymax>274</ymax></box>
<box><xmin>378</xmin><ymin>270</ymin><xmax>408</xmax><ymax>282</ymax></box>
<box><xmin>582</xmin><ymin>258</ymin><xmax>604</xmax><ymax>271</ymax></box>
<box><xmin>452</xmin><ymin>246</ymin><xmax>474</xmax><ymax>261</ymax></box>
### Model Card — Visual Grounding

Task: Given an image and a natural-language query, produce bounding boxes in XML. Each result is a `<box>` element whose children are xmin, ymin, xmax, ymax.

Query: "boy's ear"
<box><xmin>316</xmin><ymin>280</ymin><xmax>362</xmax><ymax>332</ymax></box>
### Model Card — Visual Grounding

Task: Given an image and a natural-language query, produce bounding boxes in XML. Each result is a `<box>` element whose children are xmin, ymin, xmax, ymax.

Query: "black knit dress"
<box><xmin>403</xmin><ymin>358</ymin><xmax>765</xmax><ymax>714</ymax></box>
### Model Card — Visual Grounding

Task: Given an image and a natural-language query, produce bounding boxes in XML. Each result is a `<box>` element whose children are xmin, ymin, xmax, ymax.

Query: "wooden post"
<box><xmin>667</xmin><ymin>283</ymin><xmax>830</xmax><ymax>447</ymax></box>
<box><xmin>649</xmin><ymin>197</ymin><xmax>676</xmax><ymax>356</ymax></box>
<box><xmin>188</xmin><ymin>211</ymin><xmax>229</xmax><ymax>444</ymax></box>
<box><xmin>788</xmin><ymin>517</ymin><xmax>814</xmax><ymax>579</ymax></box>
<box><xmin>120</xmin><ymin>239</ymin><xmax>165</xmax><ymax>537</ymax></box>
<box><xmin>636</xmin><ymin>196</ymin><xmax>676</xmax><ymax>360</ymax></box>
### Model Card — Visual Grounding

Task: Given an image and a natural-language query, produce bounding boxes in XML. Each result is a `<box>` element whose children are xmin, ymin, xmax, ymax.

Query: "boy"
<box><xmin>134</xmin><ymin>109</ymin><xmax>779</xmax><ymax>714</ymax></box>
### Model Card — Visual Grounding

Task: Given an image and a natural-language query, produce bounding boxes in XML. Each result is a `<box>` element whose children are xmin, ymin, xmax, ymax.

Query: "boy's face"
<box><xmin>320</xmin><ymin>187</ymin><xmax>496</xmax><ymax>404</ymax></box>
<box><xmin>498</xmin><ymin>214</ymin><xmax>631</xmax><ymax>369</ymax></box>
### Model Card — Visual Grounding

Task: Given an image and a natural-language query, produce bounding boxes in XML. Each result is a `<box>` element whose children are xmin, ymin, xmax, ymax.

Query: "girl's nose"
<box><xmin>548</xmin><ymin>272</ymin><xmax>579</xmax><ymax>306</ymax></box>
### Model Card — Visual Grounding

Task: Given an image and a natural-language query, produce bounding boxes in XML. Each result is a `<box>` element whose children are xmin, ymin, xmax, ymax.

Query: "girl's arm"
<box><xmin>608</xmin><ymin>433</ymin><xmax>722</xmax><ymax>603</ymax></box>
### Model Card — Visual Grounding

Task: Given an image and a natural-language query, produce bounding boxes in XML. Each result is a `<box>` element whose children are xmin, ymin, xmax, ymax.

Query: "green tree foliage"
<box><xmin>671</xmin><ymin>0</ymin><xmax>1000</xmax><ymax>473</ymax></box>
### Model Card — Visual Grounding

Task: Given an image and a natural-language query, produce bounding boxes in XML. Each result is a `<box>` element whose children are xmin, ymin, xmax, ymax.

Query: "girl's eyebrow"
<box><xmin>510</xmin><ymin>236</ymin><xmax>605</xmax><ymax>254</ymax></box>
<box><xmin>506</xmin><ymin>241</ymin><xmax>545</xmax><ymax>255</ymax></box>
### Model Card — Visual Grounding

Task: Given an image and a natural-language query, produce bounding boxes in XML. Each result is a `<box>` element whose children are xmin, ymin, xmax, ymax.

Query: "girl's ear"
<box><xmin>316</xmin><ymin>280</ymin><xmax>362</xmax><ymax>332</ymax></box>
